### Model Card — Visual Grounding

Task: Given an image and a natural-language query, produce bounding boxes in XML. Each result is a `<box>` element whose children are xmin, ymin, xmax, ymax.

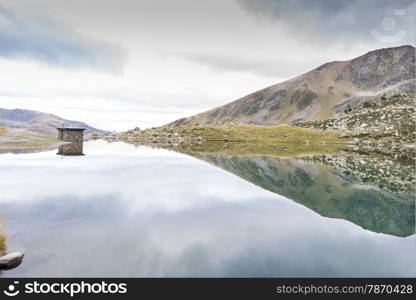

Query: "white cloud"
<box><xmin>0</xmin><ymin>4</ymin><xmax>125</xmax><ymax>73</ymax></box>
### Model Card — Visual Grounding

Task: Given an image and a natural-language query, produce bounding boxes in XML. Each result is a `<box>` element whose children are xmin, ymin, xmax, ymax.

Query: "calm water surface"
<box><xmin>0</xmin><ymin>140</ymin><xmax>415</xmax><ymax>277</ymax></box>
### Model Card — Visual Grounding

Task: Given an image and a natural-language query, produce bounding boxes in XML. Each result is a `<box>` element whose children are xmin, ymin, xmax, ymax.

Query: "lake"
<box><xmin>0</xmin><ymin>140</ymin><xmax>415</xmax><ymax>277</ymax></box>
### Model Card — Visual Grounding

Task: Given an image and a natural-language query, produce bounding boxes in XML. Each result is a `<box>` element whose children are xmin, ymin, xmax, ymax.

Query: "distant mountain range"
<box><xmin>171</xmin><ymin>45</ymin><xmax>415</xmax><ymax>126</ymax></box>
<box><xmin>0</xmin><ymin>108</ymin><xmax>105</xmax><ymax>136</ymax></box>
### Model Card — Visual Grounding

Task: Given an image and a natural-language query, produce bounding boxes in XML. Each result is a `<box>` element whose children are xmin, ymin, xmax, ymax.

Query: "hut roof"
<box><xmin>57</xmin><ymin>128</ymin><xmax>86</xmax><ymax>131</ymax></box>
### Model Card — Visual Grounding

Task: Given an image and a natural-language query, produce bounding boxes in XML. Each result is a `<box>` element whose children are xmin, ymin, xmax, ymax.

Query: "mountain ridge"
<box><xmin>170</xmin><ymin>45</ymin><xmax>415</xmax><ymax>126</ymax></box>
<box><xmin>0</xmin><ymin>108</ymin><xmax>105</xmax><ymax>136</ymax></box>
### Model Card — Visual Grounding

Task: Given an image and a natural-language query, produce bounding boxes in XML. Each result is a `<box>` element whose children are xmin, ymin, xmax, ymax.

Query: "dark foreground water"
<box><xmin>0</xmin><ymin>140</ymin><xmax>415</xmax><ymax>277</ymax></box>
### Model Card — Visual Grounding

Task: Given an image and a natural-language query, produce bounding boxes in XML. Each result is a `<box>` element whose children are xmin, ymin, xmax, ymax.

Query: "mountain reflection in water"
<box><xmin>0</xmin><ymin>141</ymin><xmax>414</xmax><ymax>277</ymax></box>
<box><xmin>195</xmin><ymin>154</ymin><xmax>414</xmax><ymax>237</ymax></box>
<box><xmin>150</xmin><ymin>142</ymin><xmax>415</xmax><ymax>237</ymax></box>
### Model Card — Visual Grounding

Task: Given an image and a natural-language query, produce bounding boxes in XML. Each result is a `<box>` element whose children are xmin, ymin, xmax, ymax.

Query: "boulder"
<box><xmin>361</xmin><ymin>140</ymin><xmax>373</xmax><ymax>146</ymax></box>
<box><xmin>0</xmin><ymin>252</ymin><xmax>24</xmax><ymax>270</ymax></box>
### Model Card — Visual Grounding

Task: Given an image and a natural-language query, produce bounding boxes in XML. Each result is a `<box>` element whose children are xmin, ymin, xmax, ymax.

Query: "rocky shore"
<box><xmin>293</xmin><ymin>93</ymin><xmax>415</xmax><ymax>160</ymax></box>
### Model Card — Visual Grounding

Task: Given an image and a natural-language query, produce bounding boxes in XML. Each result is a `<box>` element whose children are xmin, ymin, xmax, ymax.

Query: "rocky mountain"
<box><xmin>171</xmin><ymin>45</ymin><xmax>415</xmax><ymax>126</ymax></box>
<box><xmin>0</xmin><ymin>108</ymin><xmax>105</xmax><ymax>136</ymax></box>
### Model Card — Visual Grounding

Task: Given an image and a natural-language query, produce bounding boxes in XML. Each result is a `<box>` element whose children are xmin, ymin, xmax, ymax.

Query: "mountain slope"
<box><xmin>171</xmin><ymin>45</ymin><xmax>415</xmax><ymax>126</ymax></box>
<box><xmin>0</xmin><ymin>108</ymin><xmax>105</xmax><ymax>136</ymax></box>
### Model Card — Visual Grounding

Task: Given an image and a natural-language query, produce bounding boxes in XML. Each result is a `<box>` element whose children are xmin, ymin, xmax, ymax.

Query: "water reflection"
<box><xmin>190</xmin><ymin>154</ymin><xmax>415</xmax><ymax>237</ymax></box>
<box><xmin>57</xmin><ymin>142</ymin><xmax>84</xmax><ymax>156</ymax></box>
<box><xmin>0</xmin><ymin>141</ymin><xmax>414</xmax><ymax>277</ymax></box>
<box><xmin>141</xmin><ymin>142</ymin><xmax>415</xmax><ymax>237</ymax></box>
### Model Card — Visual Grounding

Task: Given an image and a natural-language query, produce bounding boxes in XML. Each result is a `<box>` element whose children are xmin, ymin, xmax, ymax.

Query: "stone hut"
<box><xmin>57</xmin><ymin>128</ymin><xmax>85</xmax><ymax>156</ymax></box>
<box><xmin>57</xmin><ymin>128</ymin><xmax>85</xmax><ymax>142</ymax></box>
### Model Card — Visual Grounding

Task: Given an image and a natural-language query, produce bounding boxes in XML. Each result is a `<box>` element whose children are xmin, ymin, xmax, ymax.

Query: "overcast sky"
<box><xmin>0</xmin><ymin>0</ymin><xmax>414</xmax><ymax>130</ymax></box>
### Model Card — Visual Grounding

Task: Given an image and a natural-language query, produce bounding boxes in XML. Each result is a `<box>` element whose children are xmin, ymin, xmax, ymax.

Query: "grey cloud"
<box><xmin>176</xmin><ymin>52</ymin><xmax>311</xmax><ymax>78</ymax></box>
<box><xmin>236</xmin><ymin>0</ymin><xmax>415</xmax><ymax>44</ymax></box>
<box><xmin>0</xmin><ymin>4</ymin><xmax>125</xmax><ymax>73</ymax></box>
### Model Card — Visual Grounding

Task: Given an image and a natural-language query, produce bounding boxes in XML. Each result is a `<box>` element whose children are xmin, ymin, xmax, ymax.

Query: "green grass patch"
<box><xmin>0</xmin><ymin>234</ymin><xmax>5</xmax><ymax>256</ymax></box>
<box><xmin>169</xmin><ymin>124</ymin><xmax>344</xmax><ymax>143</ymax></box>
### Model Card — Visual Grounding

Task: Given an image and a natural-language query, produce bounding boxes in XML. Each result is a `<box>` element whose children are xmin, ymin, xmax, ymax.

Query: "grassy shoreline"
<box><xmin>118</xmin><ymin>124</ymin><xmax>348</xmax><ymax>158</ymax></box>
<box><xmin>120</xmin><ymin>124</ymin><xmax>346</xmax><ymax>144</ymax></box>
<box><xmin>116</xmin><ymin>123</ymin><xmax>414</xmax><ymax>161</ymax></box>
